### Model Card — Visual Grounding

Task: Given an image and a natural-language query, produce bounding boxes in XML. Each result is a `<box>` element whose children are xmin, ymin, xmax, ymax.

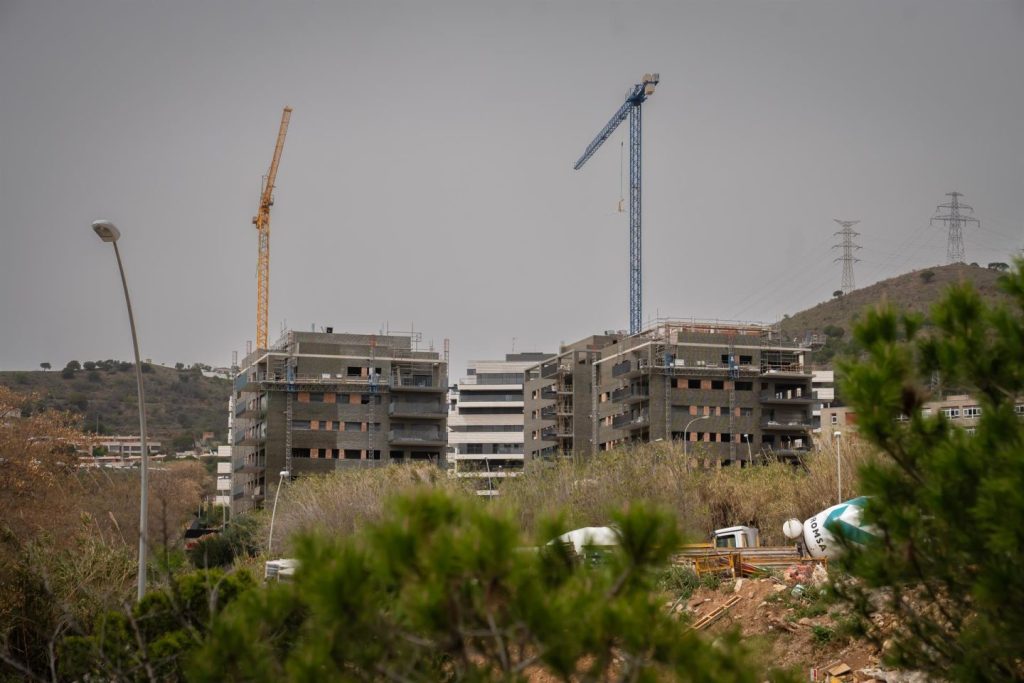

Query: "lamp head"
<box><xmin>279</xmin><ymin>470</ymin><xmax>290</xmax><ymax>478</ymax></box>
<box><xmin>91</xmin><ymin>220</ymin><xmax>121</xmax><ymax>243</ymax></box>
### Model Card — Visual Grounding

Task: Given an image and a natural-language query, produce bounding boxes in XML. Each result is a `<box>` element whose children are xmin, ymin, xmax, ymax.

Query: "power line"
<box><xmin>832</xmin><ymin>219</ymin><xmax>861</xmax><ymax>295</ymax></box>
<box><xmin>930</xmin><ymin>191</ymin><xmax>980</xmax><ymax>264</ymax></box>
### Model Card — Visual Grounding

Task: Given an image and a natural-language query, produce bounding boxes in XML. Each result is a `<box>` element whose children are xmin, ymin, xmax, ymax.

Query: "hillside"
<box><xmin>779</xmin><ymin>263</ymin><xmax>1013</xmax><ymax>359</ymax></box>
<box><xmin>0</xmin><ymin>362</ymin><xmax>231</xmax><ymax>448</ymax></box>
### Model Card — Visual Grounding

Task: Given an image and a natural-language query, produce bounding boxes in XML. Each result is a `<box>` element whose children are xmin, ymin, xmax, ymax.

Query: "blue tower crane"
<box><xmin>573</xmin><ymin>73</ymin><xmax>659</xmax><ymax>335</ymax></box>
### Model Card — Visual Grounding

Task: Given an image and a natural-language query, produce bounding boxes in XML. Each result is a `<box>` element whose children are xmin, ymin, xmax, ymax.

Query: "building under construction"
<box><xmin>524</xmin><ymin>321</ymin><xmax>813</xmax><ymax>463</ymax></box>
<box><xmin>231</xmin><ymin>330</ymin><xmax>448</xmax><ymax>511</ymax></box>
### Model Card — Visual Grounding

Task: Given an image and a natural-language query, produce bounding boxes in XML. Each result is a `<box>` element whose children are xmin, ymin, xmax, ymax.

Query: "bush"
<box><xmin>188</xmin><ymin>491</ymin><xmax>789</xmax><ymax>682</ymax></box>
<box><xmin>58</xmin><ymin>569</ymin><xmax>255</xmax><ymax>681</ymax></box>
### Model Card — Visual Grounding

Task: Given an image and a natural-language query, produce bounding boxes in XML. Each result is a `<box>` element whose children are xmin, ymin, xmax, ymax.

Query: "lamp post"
<box><xmin>833</xmin><ymin>430</ymin><xmax>842</xmax><ymax>504</ymax></box>
<box><xmin>682</xmin><ymin>415</ymin><xmax>710</xmax><ymax>457</ymax></box>
<box><xmin>267</xmin><ymin>469</ymin><xmax>291</xmax><ymax>554</ymax></box>
<box><xmin>91</xmin><ymin>220</ymin><xmax>149</xmax><ymax>602</ymax></box>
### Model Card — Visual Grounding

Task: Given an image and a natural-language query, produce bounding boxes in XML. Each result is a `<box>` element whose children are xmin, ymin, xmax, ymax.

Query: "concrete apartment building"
<box><xmin>523</xmin><ymin>334</ymin><xmax>623</xmax><ymax>459</ymax></box>
<box><xmin>448</xmin><ymin>352</ymin><xmax>550</xmax><ymax>496</ymax></box>
<box><xmin>524</xmin><ymin>321</ymin><xmax>813</xmax><ymax>463</ymax></box>
<box><xmin>231</xmin><ymin>330</ymin><xmax>447</xmax><ymax>511</ymax></box>
<box><xmin>823</xmin><ymin>394</ymin><xmax>1024</xmax><ymax>436</ymax></box>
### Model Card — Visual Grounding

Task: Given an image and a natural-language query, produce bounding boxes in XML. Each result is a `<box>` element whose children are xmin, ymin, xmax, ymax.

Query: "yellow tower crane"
<box><xmin>253</xmin><ymin>106</ymin><xmax>293</xmax><ymax>350</ymax></box>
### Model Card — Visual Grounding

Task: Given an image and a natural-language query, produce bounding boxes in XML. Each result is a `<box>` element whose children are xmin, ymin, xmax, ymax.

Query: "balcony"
<box><xmin>611</xmin><ymin>413</ymin><xmax>648</xmax><ymax>430</ymax></box>
<box><xmin>540</xmin><ymin>362</ymin><xmax>571</xmax><ymax>380</ymax></box>
<box><xmin>389</xmin><ymin>429</ymin><xmax>445</xmax><ymax>446</ymax></box>
<box><xmin>389</xmin><ymin>402</ymin><xmax>446</xmax><ymax>419</ymax></box>
<box><xmin>760</xmin><ymin>389</ymin><xmax>813</xmax><ymax>404</ymax></box>
<box><xmin>611</xmin><ymin>361</ymin><xmax>632</xmax><ymax>378</ymax></box>
<box><xmin>761</xmin><ymin>420</ymin><xmax>812</xmax><ymax>432</ymax></box>
<box><xmin>391</xmin><ymin>375</ymin><xmax>444</xmax><ymax>392</ymax></box>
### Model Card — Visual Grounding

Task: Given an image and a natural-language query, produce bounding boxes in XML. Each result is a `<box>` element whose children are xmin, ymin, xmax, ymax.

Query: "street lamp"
<box><xmin>682</xmin><ymin>415</ymin><xmax>710</xmax><ymax>457</ymax></box>
<box><xmin>91</xmin><ymin>220</ymin><xmax>149</xmax><ymax>602</ymax></box>
<box><xmin>267</xmin><ymin>469</ymin><xmax>291</xmax><ymax>554</ymax></box>
<box><xmin>833</xmin><ymin>430</ymin><xmax>842</xmax><ymax>504</ymax></box>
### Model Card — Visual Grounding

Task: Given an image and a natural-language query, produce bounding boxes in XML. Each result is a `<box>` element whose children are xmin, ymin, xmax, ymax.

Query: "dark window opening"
<box><xmin>688</xmin><ymin>379</ymin><xmax>701</xmax><ymax>389</ymax></box>
<box><xmin>711</xmin><ymin>380</ymin><xmax>724</xmax><ymax>390</ymax></box>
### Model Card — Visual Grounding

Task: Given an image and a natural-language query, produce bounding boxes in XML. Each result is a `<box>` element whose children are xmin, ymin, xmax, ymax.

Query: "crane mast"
<box><xmin>574</xmin><ymin>74</ymin><xmax>658</xmax><ymax>335</ymax></box>
<box><xmin>253</xmin><ymin>106</ymin><xmax>293</xmax><ymax>350</ymax></box>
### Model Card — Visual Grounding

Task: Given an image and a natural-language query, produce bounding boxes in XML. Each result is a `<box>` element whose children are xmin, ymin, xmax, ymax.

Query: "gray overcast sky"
<box><xmin>1</xmin><ymin>1</ymin><xmax>1022</xmax><ymax>377</ymax></box>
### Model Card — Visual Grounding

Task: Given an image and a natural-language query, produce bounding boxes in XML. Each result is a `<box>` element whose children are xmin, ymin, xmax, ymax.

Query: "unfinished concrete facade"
<box><xmin>524</xmin><ymin>322</ymin><xmax>813</xmax><ymax>463</ymax></box>
<box><xmin>523</xmin><ymin>334</ymin><xmax>624</xmax><ymax>459</ymax></box>
<box><xmin>231</xmin><ymin>330</ymin><xmax>447</xmax><ymax>512</ymax></box>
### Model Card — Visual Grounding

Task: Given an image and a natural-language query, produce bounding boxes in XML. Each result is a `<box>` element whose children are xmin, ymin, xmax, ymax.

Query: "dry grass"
<box><xmin>264</xmin><ymin>464</ymin><xmax>476</xmax><ymax>554</ymax></box>
<box><xmin>262</xmin><ymin>439</ymin><xmax>878</xmax><ymax>553</ymax></box>
<box><xmin>495</xmin><ymin>439</ymin><xmax>874</xmax><ymax>545</ymax></box>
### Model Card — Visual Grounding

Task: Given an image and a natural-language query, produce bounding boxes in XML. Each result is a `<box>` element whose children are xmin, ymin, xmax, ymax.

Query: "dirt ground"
<box><xmin>674</xmin><ymin>575</ymin><xmax>922</xmax><ymax>682</ymax></box>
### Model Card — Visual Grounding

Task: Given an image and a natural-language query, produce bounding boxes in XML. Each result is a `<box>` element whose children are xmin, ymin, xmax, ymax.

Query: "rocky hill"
<box><xmin>0</xmin><ymin>362</ymin><xmax>231</xmax><ymax>449</ymax></box>
<box><xmin>779</xmin><ymin>263</ymin><xmax>1013</xmax><ymax>357</ymax></box>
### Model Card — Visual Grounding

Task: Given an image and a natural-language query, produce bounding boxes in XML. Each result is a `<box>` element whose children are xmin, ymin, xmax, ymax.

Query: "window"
<box><xmin>739</xmin><ymin>407</ymin><xmax>753</xmax><ymax>417</ymax></box>
<box><xmin>344</xmin><ymin>449</ymin><xmax>361</xmax><ymax>460</ymax></box>
<box><xmin>720</xmin><ymin>354</ymin><xmax>730</xmax><ymax>364</ymax></box>
<box><xmin>739</xmin><ymin>355</ymin><xmax>753</xmax><ymax>365</ymax></box>
<box><xmin>963</xmin><ymin>406</ymin><xmax>982</xmax><ymax>418</ymax></box>
<box><xmin>688</xmin><ymin>379</ymin><xmax>701</xmax><ymax>389</ymax></box>
<box><xmin>711</xmin><ymin>380</ymin><xmax>724</xmax><ymax>390</ymax></box>
<box><xmin>1016</xmin><ymin>404</ymin><xmax>1024</xmax><ymax>415</ymax></box>
<box><xmin>344</xmin><ymin>421</ymin><xmax>361</xmax><ymax>431</ymax></box>
<box><xmin>941</xmin><ymin>407</ymin><xmax>961</xmax><ymax>419</ymax></box>
<box><xmin>347</xmin><ymin>366</ymin><xmax>362</xmax><ymax>377</ymax></box>
<box><xmin>309</xmin><ymin>392</ymin><xmax>324</xmax><ymax>403</ymax></box>
<box><xmin>735</xmin><ymin>381</ymin><xmax>753</xmax><ymax>391</ymax></box>
<box><xmin>291</xmin><ymin>420</ymin><xmax>311</xmax><ymax>430</ymax></box>
<box><xmin>830</xmin><ymin>414</ymin><xmax>838</xmax><ymax>425</ymax></box>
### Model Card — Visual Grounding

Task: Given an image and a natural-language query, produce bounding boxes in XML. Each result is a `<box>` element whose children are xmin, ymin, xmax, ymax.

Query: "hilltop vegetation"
<box><xmin>0</xmin><ymin>361</ymin><xmax>230</xmax><ymax>448</ymax></box>
<box><xmin>779</xmin><ymin>263</ymin><xmax>1012</xmax><ymax>365</ymax></box>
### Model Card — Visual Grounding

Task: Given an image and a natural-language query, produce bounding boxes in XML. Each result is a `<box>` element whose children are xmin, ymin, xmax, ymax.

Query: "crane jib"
<box><xmin>571</xmin><ymin>74</ymin><xmax>658</xmax><ymax>336</ymax></box>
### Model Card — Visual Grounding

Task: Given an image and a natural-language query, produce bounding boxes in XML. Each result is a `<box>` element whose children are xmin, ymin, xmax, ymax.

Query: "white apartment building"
<box><xmin>811</xmin><ymin>370</ymin><xmax>836</xmax><ymax>429</ymax></box>
<box><xmin>216</xmin><ymin>445</ymin><xmax>232</xmax><ymax>507</ymax></box>
<box><xmin>448</xmin><ymin>352</ymin><xmax>550</xmax><ymax>496</ymax></box>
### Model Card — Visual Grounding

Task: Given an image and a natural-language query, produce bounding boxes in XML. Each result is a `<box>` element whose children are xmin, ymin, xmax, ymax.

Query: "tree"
<box><xmin>175</xmin><ymin>362</ymin><xmax>185</xmax><ymax>371</ymax></box>
<box><xmin>833</xmin><ymin>290</ymin><xmax>844</xmax><ymax>299</ymax></box>
<box><xmin>39</xmin><ymin>362</ymin><xmax>50</xmax><ymax>371</ymax></box>
<box><xmin>823</xmin><ymin>324</ymin><xmax>845</xmax><ymax>339</ymax></box>
<box><xmin>188</xmin><ymin>491</ymin><xmax>786</xmax><ymax>682</ymax></box>
<box><xmin>836</xmin><ymin>259</ymin><xmax>1024</xmax><ymax>681</ymax></box>
<box><xmin>919</xmin><ymin>269</ymin><xmax>936</xmax><ymax>284</ymax></box>
<box><xmin>988</xmin><ymin>261</ymin><xmax>1009</xmax><ymax>272</ymax></box>
<box><xmin>58</xmin><ymin>569</ymin><xmax>255</xmax><ymax>681</ymax></box>
<box><xmin>83</xmin><ymin>361</ymin><xmax>97</xmax><ymax>371</ymax></box>
<box><xmin>64</xmin><ymin>360</ymin><xmax>81</xmax><ymax>372</ymax></box>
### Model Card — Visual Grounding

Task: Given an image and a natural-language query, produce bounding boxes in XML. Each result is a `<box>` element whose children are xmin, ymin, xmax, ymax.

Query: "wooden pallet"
<box><xmin>689</xmin><ymin>595</ymin><xmax>742</xmax><ymax>631</ymax></box>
